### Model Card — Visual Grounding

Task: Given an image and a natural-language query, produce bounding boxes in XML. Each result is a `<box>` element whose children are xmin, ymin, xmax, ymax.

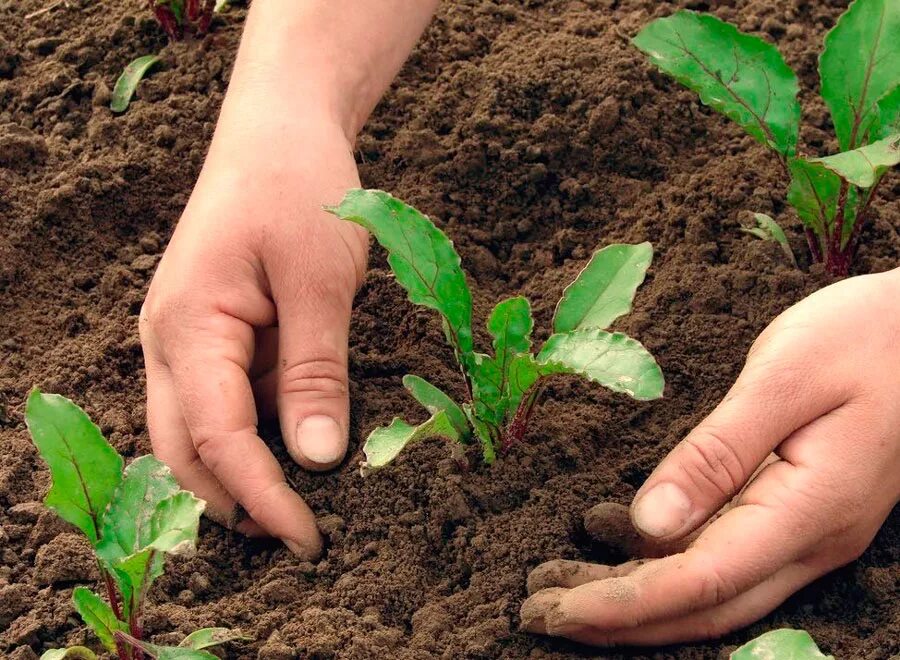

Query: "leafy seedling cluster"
<box><xmin>151</xmin><ymin>0</ymin><xmax>215</xmax><ymax>41</ymax></box>
<box><xmin>25</xmin><ymin>390</ymin><xmax>248</xmax><ymax>660</ymax></box>
<box><xmin>326</xmin><ymin>189</ymin><xmax>663</xmax><ymax>471</ymax></box>
<box><xmin>633</xmin><ymin>0</ymin><xmax>900</xmax><ymax>275</ymax></box>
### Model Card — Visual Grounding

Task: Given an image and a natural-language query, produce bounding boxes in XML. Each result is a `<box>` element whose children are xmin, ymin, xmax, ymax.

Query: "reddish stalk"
<box><xmin>501</xmin><ymin>382</ymin><xmax>546</xmax><ymax>453</ymax></box>
<box><xmin>102</xmin><ymin>570</ymin><xmax>130</xmax><ymax>660</ymax></box>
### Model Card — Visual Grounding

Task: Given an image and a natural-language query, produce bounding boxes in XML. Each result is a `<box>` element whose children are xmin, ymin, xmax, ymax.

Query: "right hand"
<box><xmin>140</xmin><ymin>121</ymin><xmax>367</xmax><ymax>559</ymax></box>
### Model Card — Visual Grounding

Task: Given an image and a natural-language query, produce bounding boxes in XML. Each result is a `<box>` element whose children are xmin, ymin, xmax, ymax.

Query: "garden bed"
<box><xmin>0</xmin><ymin>0</ymin><xmax>898</xmax><ymax>658</ymax></box>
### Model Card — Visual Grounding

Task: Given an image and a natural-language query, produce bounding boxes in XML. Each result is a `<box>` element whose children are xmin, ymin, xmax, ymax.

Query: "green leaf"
<box><xmin>553</xmin><ymin>242</ymin><xmax>653</xmax><ymax>333</ymax></box>
<box><xmin>96</xmin><ymin>458</ymin><xmax>204</xmax><ymax>618</ymax></box>
<box><xmin>488</xmin><ymin>296</ymin><xmax>533</xmax><ymax>357</ymax></box>
<box><xmin>873</xmin><ymin>85</ymin><xmax>900</xmax><ymax>141</ymax></box>
<box><xmin>361</xmin><ymin>411</ymin><xmax>460</xmax><ymax>471</ymax></box>
<box><xmin>326</xmin><ymin>189</ymin><xmax>474</xmax><ymax>356</ymax></box>
<box><xmin>463</xmin><ymin>403</ymin><xmax>496</xmax><ymax>464</ymax></box>
<box><xmin>110</xmin><ymin>55</ymin><xmax>161</xmax><ymax>113</ymax></box>
<box><xmin>484</xmin><ymin>296</ymin><xmax>535</xmax><ymax>423</ymax></box>
<box><xmin>731</xmin><ymin>628</ymin><xmax>834</xmax><ymax>659</ymax></box>
<box><xmin>24</xmin><ymin>389</ymin><xmax>124</xmax><ymax>545</ymax></box>
<box><xmin>740</xmin><ymin>213</ymin><xmax>797</xmax><ymax>267</ymax></box>
<box><xmin>402</xmin><ymin>375</ymin><xmax>470</xmax><ymax>438</ymax></box>
<box><xmin>71</xmin><ymin>587</ymin><xmax>127</xmax><ymax>654</ymax></box>
<box><xmin>537</xmin><ymin>329</ymin><xmax>664</xmax><ymax>401</ymax></box>
<box><xmin>179</xmin><ymin>627</ymin><xmax>252</xmax><ymax>650</ymax></box>
<box><xmin>819</xmin><ymin>0</ymin><xmax>900</xmax><ymax>149</ymax></box>
<box><xmin>118</xmin><ymin>632</ymin><xmax>218</xmax><ymax>660</ymax></box>
<box><xmin>468</xmin><ymin>352</ymin><xmax>504</xmax><ymax>428</ymax></box>
<box><xmin>633</xmin><ymin>11</ymin><xmax>800</xmax><ymax>156</ymax></box>
<box><xmin>787</xmin><ymin>158</ymin><xmax>841</xmax><ymax>236</ymax></box>
<box><xmin>40</xmin><ymin>649</ymin><xmax>98</xmax><ymax>660</ymax></box>
<box><xmin>813</xmin><ymin>134</ymin><xmax>900</xmax><ymax>188</ymax></box>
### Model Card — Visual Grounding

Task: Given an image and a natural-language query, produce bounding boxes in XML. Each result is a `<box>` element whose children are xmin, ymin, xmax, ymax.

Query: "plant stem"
<box><xmin>824</xmin><ymin>181</ymin><xmax>851</xmax><ymax>276</ymax></box>
<box><xmin>100</xmin><ymin>568</ymin><xmax>131</xmax><ymax>660</ymax></box>
<box><xmin>502</xmin><ymin>381</ymin><xmax>545</xmax><ymax>453</ymax></box>
<box><xmin>804</xmin><ymin>228</ymin><xmax>823</xmax><ymax>263</ymax></box>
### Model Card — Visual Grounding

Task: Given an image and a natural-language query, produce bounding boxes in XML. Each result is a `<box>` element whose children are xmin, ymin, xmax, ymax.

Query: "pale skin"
<box><xmin>140</xmin><ymin>0</ymin><xmax>900</xmax><ymax>647</ymax></box>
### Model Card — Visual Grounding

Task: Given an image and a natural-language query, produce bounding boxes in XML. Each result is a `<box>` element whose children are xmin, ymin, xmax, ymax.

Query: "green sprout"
<box><xmin>633</xmin><ymin>0</ymin><xmax>900</xmax><ymax>275</ymax></box>
<box><xmin>25</xmin><ymin>390</ymin><xmax>249</xmax><ymax>660</ymax></box>
<box><xmin>110</xmin><ymin>55</ymin><xmax>161</xmax><ymax>114</ymax></box>
<box><xmin>326</xmin><ymin>189</ymin><xmax>663</xmax><ymax>472</ymax></box>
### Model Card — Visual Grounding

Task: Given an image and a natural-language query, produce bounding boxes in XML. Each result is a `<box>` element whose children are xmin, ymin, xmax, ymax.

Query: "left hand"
<box><xmin>520</xmin><ymin>269</ymin><xmax>900</xmax><ymax>646</ymax></box>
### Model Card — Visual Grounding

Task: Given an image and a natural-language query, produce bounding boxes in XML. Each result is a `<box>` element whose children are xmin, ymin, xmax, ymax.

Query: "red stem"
<box><xmin>101</xmin><ymin>570</ymin><xmax>130</xmax><ymax>660</ymax></box>
<box><xmin>501</xmin><ymin>382</ymin><xmax>545</xmax><ymax>453</ymax></box>
<box><xmin>804</xmin><ymin>228</ymin><xmax>822</xmax><ymax>263</ymax></box>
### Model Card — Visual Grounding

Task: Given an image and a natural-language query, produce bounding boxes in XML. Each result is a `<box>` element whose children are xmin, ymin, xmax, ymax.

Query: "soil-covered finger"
<box><xmin>526</xmin><ymin>558</ymin><xmax>645</xmax><ymax>594</ymax></box>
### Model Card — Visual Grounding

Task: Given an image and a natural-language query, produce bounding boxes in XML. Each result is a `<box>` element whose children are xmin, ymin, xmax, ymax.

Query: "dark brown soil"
<box><xmin>1</xmin><ymin>0</ymin><xmax>898</xmax><ymax>658</ymax></box>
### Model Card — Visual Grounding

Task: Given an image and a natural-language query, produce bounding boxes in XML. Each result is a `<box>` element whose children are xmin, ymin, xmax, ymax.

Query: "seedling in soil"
<box><xmin>151</xmin><ymin>0</ymin><xmax>215</xmax><ymax>41</ymax></box>
<box><xmin>739</xmin><ymin>212</ymin><xmax>797</xmax><ymax>267</ymax></box>
<box><xmin>111</xmin><ymin>55</ymin><xmax>161</xmax><ymax>113</ymax></box>
<box><xmin>25</xmin><ymin>390</ymin><xmax>248</xmax><ymax>660</ymax></box>
<box><xmin>633</xmin><ymin>0</ymin><xmax>900</xmax><ymax>275</ymax></box>
<box><xmin>731</xmin><ymin>628</ymin><xmax>833</xmax><ymax>659</ymax></box>
<box><xmin>326</xmin><ymin>189</ymin><xmax>663</xmax><ymax>472</ymax></box>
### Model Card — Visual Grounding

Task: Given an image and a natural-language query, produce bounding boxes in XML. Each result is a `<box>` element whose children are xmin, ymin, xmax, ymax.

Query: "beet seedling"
<box><xmin>634</xmin><ymin>0</ymin><xmax>900</xmax><ymax>275</ymax></box>
<box><xmin>151</xmin><ymin>0</ymin><xmax>215</xmax><ymax>41</ymax></box>
<box><xmin>326</xmin><ymin>189</ymin><xmax>663</xmax><ymax>471</ymax></box>
<box><xmin>25</xmin><ymin>390</ymin><xmax>248</xmax><ymax>660</ymax></box>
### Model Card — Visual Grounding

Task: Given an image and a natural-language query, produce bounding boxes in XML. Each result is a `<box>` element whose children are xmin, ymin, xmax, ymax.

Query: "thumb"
<box><xmin>631</xmin><ymin>341</ymin><xmax>849</xmax><ymax>541</ymax></box>
<box><xmin>274</xmin><ymin>276</ymin><xmax>355</xmax><ymax>472</ymax></box>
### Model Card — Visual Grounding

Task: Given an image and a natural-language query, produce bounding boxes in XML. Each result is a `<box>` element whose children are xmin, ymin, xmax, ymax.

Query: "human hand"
<box><xmin>139</xmin><ymin>121</ymin><xmax>367</xmax><ymax>560</ymax></box>
<box><xmin>521</xmin><ymin>268</ymin><xmax>900</xmax><ymax>645</ymax></box>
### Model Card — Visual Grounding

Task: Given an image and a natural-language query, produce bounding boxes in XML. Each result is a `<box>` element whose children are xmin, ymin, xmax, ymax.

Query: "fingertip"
<box><xmin>585</xmin><ymin>502</ymin><xmax>645</xmax><ymax>551</ymax></box>
<box><xmin>290</xmin><ymin>415</ymin><xmax>348</xmax><ymax>471</ymax></box>
<box><xmin>520</xmin><ymin>588</ymin><xmax>567</xmax><ymax>634</ymax></box>
<box><xmin>283</xmin><ymin>534</ymin><xmax>324</xmax><ymax>561</ymax></box>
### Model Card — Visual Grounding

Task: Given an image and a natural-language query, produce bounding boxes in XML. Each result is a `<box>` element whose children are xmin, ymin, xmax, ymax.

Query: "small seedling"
<box><xmin>111</xmin><ymin>55</ymin><xmax>161</xmax><ymax>113</ymax></box>
<box><xmin>326</xmin><ymin>189</ymin><xmax>663</xmax><ymax>471</ymax></box>
<box><xmin>633</xmin><ymin>0</ymin><xmax>900</xmax><ymax>275</ymax></box>
<box><xmin>25</xmin><ymin>390</ymin><xmax>248</xmax><ymax>660</ymax></box>
<box><xmin>731</xmin><ymin>628</ymin><xmax>833</xmax><ymax>659</ymax></box>
<box><xmin>151</xmin><ymin>0</ymin><xmax>215</xmax><ymax>41</ymax></box>
<box><xmin>740</xmin><ymin>212</ymin><xmax>797</xmax><ymax>267</ymax></box>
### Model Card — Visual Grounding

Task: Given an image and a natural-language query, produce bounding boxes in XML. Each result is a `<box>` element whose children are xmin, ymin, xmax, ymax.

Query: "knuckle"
<box><xmin>680</xmin><ymin>428</ymin><xmax>747</xmax><ymax>501</ymax></box>
<box><xmin>242</xmin><ymin>480</ymin><xmax>289</xmax><ymax>524</ymax></box>
<box><xmin>141</xmin><ymin>290</ymin><xmax>190</xmax><ymax>337</ymax></box>
<box><xmin>280</xmin><ymin>358</ymin><xmax>348</xmax><ymax>398</ymax></box>
<box><xmin>697</xmin><ymin>562</ymin><xmax>740</xmax><ymax>607</ymax></box>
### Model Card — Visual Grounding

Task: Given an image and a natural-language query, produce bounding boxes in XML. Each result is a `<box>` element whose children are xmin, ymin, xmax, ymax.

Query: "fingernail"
<box><xmin>296</xmin><ymin>415</ymin><xmax>344</xmax><ymax>465</ymax></box>
<box><xmin>632</xmin><ymin>482</ymin><xmax>692</xmax><ymax>538</ymax></box>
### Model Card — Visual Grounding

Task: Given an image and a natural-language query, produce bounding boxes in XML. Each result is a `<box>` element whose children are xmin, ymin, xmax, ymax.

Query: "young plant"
<box><xmin>25</xmin><ymin>390</ymin><xmax>247</xmax><ymax>660</ymax></box>
<box><xmin>110</xmin><ymin>55</ymin><xmax>161</xmax><ymax>114</ymax></box>
<box><xmin>326</xmin><ymin>189</ymin><xmax>663</xmax><ymax>471</ymax></box>
<box><xmin>731</xmin><ymin>628</ymin><xmax>833</xmax><ymax>659</ymax></box>
<box><xmin>151</xmin><ymin>0</ymin><xmax>215</xmax><ymax>41</ymax></box>
<box><xmin>633</xmin><ymin>0</ymin><xmax>900</xmax><ymax>275</ymax></box>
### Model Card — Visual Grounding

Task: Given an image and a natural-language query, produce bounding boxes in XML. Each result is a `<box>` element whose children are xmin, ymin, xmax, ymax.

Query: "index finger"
<box><xmin>164</xmin><ymin>313</ymin><xmax>323</xmax><ymax>559</ymax></box>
